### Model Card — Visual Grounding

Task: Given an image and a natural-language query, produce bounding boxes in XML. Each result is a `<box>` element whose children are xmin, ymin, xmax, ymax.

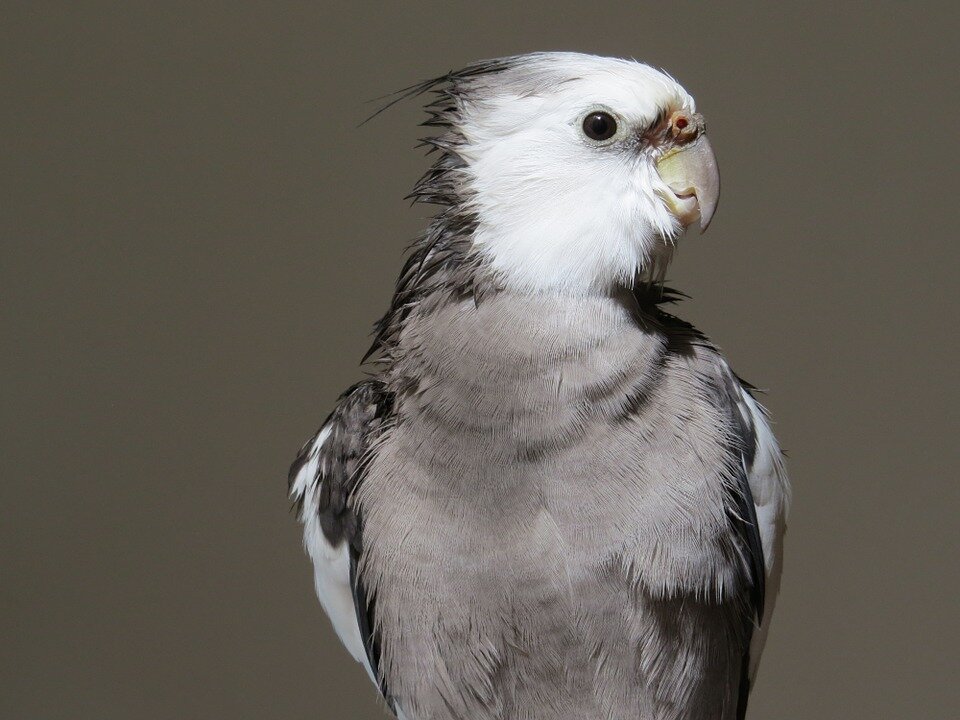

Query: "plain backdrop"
<box><xmin>3</xmin><ymin>2</ymin><xmax>958</xmax><ymax>718</ymax></box>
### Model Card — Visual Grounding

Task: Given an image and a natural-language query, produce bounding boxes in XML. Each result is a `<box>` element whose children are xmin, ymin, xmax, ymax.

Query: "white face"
<box><xmin>456</xmin><ymin>54</ymin><xmax>701</xmax><ymax>294</ymax></box>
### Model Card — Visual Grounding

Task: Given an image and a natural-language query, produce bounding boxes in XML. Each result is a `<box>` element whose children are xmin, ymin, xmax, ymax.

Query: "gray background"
<box><xmin>3</xmin><ymin>2</ymin><xmax>957</xmax><ymax>718</ymax></box>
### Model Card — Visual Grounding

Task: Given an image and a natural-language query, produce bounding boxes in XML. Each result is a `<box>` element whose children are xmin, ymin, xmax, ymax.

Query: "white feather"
<box><xmin>457</xmin><ymin>53</ymin><xmax>694</xmax><ymax>293</ymax></box>
<box><xmin>291</xmin><ymin>426</ymin><xmax>377</xmax><ymax>684</ymax></box>
<box><xmin>738</xmin><ymin>388</ymin><xmax>790</xmax><ymax>681</ymax></box>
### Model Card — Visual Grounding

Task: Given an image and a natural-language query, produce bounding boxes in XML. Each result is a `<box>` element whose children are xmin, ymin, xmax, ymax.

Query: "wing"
<box><xmin>736</xmin><ymin>383</ymin><xmax>790</xmax><ymax>681</ymax></box>
<box><xmin>627</xmin><ymin>287</ymin><xmax>789</xmax><ymax>718</ymax></box>
<box><xmin>721</xmin><ymin>367</ymin><xmax>790</xmax><ymax>718</ymax></box>
<box><xmin>288</xmin><ymin>380</ymin><xmax>396</xmax><ymax>710</ymax></box>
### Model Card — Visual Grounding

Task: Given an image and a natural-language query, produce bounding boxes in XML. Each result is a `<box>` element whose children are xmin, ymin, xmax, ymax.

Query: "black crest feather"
<box><xmin>362</xmin><ymin>58</ymin><xmax>520</xmax><ymax>364</ymax></box>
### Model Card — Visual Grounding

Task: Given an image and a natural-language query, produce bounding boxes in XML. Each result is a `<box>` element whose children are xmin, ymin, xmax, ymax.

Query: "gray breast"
<box><xmin>356</xmin><ymin>288</ymin><xmax>755</xmax><ymax>720</ymax></box>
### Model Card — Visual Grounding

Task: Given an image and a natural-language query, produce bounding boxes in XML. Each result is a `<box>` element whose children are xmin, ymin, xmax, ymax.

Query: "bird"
<box><xmin>289</xmin><ymin>51</ymin><xmax>789</xmax><ymax>720</ymax></box>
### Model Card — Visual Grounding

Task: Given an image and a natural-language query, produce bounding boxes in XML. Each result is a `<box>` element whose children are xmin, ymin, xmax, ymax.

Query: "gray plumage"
<box><xmin>289</xmin><ymin>52</ymin><xmax>788</xmax><ymax>720</ymax></box>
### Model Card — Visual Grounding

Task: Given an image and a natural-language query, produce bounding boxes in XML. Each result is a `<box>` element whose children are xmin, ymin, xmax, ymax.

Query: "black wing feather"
<box><xmin>731</xmin><ymin>457</ymin><xmax>764</xmax><ymax>720</ymax></box>
<box><xmin>289</xmin><ymin>380</ymin><xmax>396</xmax><ymax>712</ymax></box>
<box><xmin>720</xmin><ymin>372</ymin><xmax>766</xmax><ymax>720</ymax></box>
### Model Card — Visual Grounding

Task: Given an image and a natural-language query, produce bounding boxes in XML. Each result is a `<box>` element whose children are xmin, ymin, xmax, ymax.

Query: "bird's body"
<box><xmin>290</xmin><ymin>52</ymin><xmax>788</xmax><ymax>720</ymax></box>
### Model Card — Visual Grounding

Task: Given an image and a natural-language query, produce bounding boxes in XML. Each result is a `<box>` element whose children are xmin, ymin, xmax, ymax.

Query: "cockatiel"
<box><xmin>289</xmin><ymin>52</ymin><xmax>789</xmax><ymax>720</ymax></box>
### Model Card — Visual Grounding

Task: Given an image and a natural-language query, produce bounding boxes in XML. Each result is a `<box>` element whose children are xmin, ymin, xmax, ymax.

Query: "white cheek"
<box><xmin>466</xmin><ymin>136</ymin><xmax>680</xmax><ymax>293</ymax></box>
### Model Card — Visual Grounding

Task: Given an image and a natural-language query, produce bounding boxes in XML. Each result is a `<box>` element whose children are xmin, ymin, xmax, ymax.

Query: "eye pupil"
<box><xmin>583</xmin><ymin>112</ymin><xmax>617</xmax><ymax>141</ymax></box>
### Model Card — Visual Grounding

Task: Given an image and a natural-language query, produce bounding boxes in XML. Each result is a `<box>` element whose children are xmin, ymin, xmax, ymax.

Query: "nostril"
<box><xmin>668</xmin><ymin>110</ymin><xmax>701</xmax><ymax>142</ymax></box>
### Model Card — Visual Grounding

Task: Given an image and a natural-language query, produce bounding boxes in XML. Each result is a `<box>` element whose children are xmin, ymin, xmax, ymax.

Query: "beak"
<box><xmin>655</xmin><ymin>133</ymin><xmax>720</xmax><ymax>233</ymax></box>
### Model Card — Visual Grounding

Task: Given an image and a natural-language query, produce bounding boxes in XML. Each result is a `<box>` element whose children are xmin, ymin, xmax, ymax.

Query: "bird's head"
<box><xmin>406</xmin><ymin>52</ymin><xmax>720</xmax><ymax>294</ymax></box>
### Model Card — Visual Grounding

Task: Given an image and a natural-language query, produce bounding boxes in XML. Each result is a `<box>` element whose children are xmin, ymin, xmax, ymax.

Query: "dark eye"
<box><xmin>582</xmin><ymin>111</ymin><xmax>618</xmax><ymax>141</ymax></box>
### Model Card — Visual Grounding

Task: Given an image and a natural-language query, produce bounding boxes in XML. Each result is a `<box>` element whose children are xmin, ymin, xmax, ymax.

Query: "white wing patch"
<box><xmin>291</xmin><ymin>425</ymin><xmax>376</xmax><ymax>683</ymax></box>
<box><xmin>737</xmin><ymin>388</ymin><xmax>790</xmax><ymax>681</ymax></box>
